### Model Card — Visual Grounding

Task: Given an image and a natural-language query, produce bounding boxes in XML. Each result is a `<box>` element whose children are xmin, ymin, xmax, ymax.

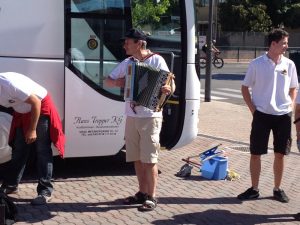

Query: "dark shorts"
<box><xmin>250</xmin><ymin>110</ymin><xmax>291</xmax><ymax>155</ymax></box>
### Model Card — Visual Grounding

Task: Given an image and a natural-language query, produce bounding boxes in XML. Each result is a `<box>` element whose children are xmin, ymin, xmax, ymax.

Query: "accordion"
<box><xmin>124</xmin><ymin>61</ymin><xmax>174</xmax><ymax>112</ymax></box>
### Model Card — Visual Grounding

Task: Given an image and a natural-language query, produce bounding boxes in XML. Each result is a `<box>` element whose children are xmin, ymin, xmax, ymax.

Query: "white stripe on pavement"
<box><xmin>212</xmin><ymin>90</ymin><xmax>243</xmax><ymax>98</ymax></box>
<box><xmin>200</xmin><ymin>94</ymin><xmax>227</xmax><ymax>100</ymax></box>
<box><xmin>200</xmin><ymin>89</ymin><xmax>243</xmax><ymax>99</ymax></box>
<box><xmin>217</xmin><ymin>88</ymin><xmax>241</xmax><ymax>93</ymax></box>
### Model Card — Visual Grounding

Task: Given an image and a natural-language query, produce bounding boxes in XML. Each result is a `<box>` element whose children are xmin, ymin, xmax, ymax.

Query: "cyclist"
<box><xmin>199</xmin><ymin>40</ymin><xmax>223</xmax><ymax>69</ymax></box>
<box><xmin>202</xmin><ymin>40</ymin><xmax>220</xmax><ymax>57</ymax></box>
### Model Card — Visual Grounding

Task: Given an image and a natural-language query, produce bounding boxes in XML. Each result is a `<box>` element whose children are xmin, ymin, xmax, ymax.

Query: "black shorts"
<box><xmin>250</xmin><ymin>110</ymin><xmax>291</xmax><ymax>155</ymax></box>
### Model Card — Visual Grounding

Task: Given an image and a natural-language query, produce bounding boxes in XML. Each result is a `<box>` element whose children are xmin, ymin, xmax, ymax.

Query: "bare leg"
<box><xmin>144</xmin><ymin>163</ymin><xmax>158</xmax><ymax>197</ymax></box>
<box><xmin>274</xmin><ymin>153</ymin><xmax>284</xmax><ymax>189</ymax></box>
<box><xmin>137</xmin><ymin>162</ymin><xmax>159</xmax><ymax>211</ymax></box>
<box><xmin>250</xmin><ymin>154</ymin><xmax>261</xmax><ymax>189</ymax></box>
<box><xmin>134</xmin><ymin>160</ymin><xmax>148</xmax><ymax>194</ymax></box>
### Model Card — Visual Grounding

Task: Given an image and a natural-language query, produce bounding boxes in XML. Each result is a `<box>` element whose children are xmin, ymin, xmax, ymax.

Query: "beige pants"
<box><xmin>125</xmin><ymin>116</ymin><xmax>162</xmax><ymax>163</ymax></box>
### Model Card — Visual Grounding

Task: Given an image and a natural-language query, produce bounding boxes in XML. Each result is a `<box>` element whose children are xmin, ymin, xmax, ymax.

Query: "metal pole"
<box><xmin>196</xmin><ymin>32</ymin><xmax>201</xmax><ymax>78</ymax></box>
<box><xmin>205</xmin><ymin>0</ymin><xmax>214</xmax><ymax>102</ymax></box>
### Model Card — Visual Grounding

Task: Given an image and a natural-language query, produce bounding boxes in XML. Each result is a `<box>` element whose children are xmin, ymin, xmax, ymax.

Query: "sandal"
<box><xmin>138</xmin><ymin>196</ymin><xmax>158</xmax><ymax>212</ymax></box>
<box><xmin>123</xmin><ymin>191</ymin><xmax>147</xmax><ymax>205</ymax></box>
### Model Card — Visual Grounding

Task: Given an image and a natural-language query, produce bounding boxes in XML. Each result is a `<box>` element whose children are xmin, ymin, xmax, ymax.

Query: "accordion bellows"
<box><xmin>124</xmin><ymin>61</ymin><xmax>174</xmax><ymax>112</ymax></box>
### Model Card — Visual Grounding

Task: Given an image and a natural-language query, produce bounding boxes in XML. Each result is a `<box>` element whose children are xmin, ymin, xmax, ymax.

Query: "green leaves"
<box><xmin>219</xmin><ymin>0</ymin><xmax>300</xmax><ymax>31</ymax></box>
<box><xmin>219</xmin><ymin>0</ymin><xmax>272</xmax><ymax>32</ymax></box>
<box><xmin>132</xmin><ymin>0</ymin><xmax>171</xmax><ymax>28</ymax></box>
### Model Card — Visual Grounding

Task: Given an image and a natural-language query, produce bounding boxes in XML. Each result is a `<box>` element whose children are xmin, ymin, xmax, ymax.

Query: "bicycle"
<box><xmin>199</xmin><ymin>52</ymin><xmax>224</xmax><ymax>69</ymax></box>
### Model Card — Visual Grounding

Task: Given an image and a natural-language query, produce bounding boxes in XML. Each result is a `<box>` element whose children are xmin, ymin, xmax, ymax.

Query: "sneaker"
<box><xmin>0</xmin><ymin>184</ymin><xmax>18</xmax><ymax>195</ymax></box>
<box><xmin>31</xmin><ymin>194</ymin><xmax>52</xmax><ymax>205</ymax></box>
<box><xmin>237</xmin><ymin>187</ymin><xmax>259</xmax><ymax>200</ymax></box>
<box><xmin>294</xmin><ymin>213</ymin><xmax>300</xmax><ymax>221</ymax></box>
<box><xmin>123</xmin><ymin>191</ymin><xmax>148</xmax><ymax>205</ymax></box>
<box><xmin>273</xmin><ymin>189</ymin><xmax>289</xmax><ymax>203</ymax></box>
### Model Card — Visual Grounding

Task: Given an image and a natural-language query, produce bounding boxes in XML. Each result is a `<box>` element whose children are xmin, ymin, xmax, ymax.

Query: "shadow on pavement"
<box><xmin>11</xmin><ymin>196</ymin><xmax>296</xmax><ymax>224</ymax></box>
<box><xmin>11</xmin><ymin>199</ymin><xmax>138</xmax><ymax>223</ymax></box>
<box><xmin>200</xmin><ymin>74</ymin><xmax>245</xmax><ymax>80</ymax></box>
<box><xmin>157</xmin><ymin>196</ymin><xmax>276</xmax><ymax>205</ymax></box>
<box><xmin>152</xmin><ymin>210</ymin><xmax>296</xmax><ymax>225</ymax></box>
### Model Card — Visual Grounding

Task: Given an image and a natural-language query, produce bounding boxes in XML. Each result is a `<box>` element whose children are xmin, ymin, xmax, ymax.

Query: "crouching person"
<box><xmin>0</xmin><ymin>72</ymin><xmax>65</xmax><ymax>205</ymax></box>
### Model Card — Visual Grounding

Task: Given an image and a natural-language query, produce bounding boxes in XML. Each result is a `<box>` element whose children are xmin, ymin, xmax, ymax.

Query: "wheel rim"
<box><xmin>213</xmin><ymin>58</ymin><xmax>224</xmax><ymax>68</ymax></box>
<box><xmin>199</xmin><ymin>58</ymin><xmax>206</xmax><ymax>68</ymax></box>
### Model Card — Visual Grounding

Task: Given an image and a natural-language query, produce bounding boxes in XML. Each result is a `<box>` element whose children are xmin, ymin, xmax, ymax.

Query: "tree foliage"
<box><xmin>259</xmin><ymin>0</ymin><xmax>300</xmax><ymax>28</ymax></box>
<box><xmin>131</xmin><ymin>0</ymin><xmax>171</xmax><ymax>28</ymax></box>
<box><xmin>284</xmin><ymin>3</ymin><xmax>300</xmax><ymax>28</ymax></box>
<box><xmin>219</xmin><ymin>0</ymin><xmax>272</xmax><ymax>32</ymax></box>
<box><xmin>219</xmin><ymin>0</ymin><xmax>300</xmax><ymax>31</ymax></box>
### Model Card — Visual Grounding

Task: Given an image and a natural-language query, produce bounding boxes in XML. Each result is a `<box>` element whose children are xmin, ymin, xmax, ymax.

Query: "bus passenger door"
<box><xmin>64</xmin><ymin>1</ymin><xmax>131</xmax><ymax>158</ymax></box>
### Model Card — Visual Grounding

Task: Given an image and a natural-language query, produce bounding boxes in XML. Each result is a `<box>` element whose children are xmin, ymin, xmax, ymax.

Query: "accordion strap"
<box><xmin>155</xmin><ymin>73</ymin><xmax>175</xmax><ymax>112</ymax></box>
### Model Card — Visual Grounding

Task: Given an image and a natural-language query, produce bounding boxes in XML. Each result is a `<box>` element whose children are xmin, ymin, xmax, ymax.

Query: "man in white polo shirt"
<box><xmin>106</xmin><ymin>28</ymin><xmax>175</xmax><ymax>212</ymax></box>
<box><xmin>237</xmin><ymin>28</ymin><xmax>298</xmax><ymax>203</ymax></box>
<box><xmin>0</xmin><ymin>72</ymin><xmax>65</xmax><ymax>205</ymax></box>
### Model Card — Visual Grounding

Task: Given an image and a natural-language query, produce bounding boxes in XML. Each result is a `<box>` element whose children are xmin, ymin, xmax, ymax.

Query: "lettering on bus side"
<box><xmin>73</xmin><ymin>116</ymin><xmax>124</xmax><ymax>137</ymax></box>
<box><xmin>91</xmin><ymin>116</ymin><xmax>109</xmax><ymax>126</ymax></box>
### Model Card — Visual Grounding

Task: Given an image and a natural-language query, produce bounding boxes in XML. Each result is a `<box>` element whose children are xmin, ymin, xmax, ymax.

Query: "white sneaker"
<box><xmin>31</xmin><ymin>195</ymin><xmax>52</xmax><ymax>205</ymax></box>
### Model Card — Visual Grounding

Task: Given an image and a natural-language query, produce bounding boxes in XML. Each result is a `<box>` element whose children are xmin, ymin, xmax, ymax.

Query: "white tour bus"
<box><xmin>0</xmin><ymin>0</ymin><xmax>200</xmax><ymax>163</ymax></box>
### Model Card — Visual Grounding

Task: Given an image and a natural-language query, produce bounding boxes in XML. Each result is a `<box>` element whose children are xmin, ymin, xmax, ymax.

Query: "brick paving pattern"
<box><xmin>4</xmin><ymin>101</ymin><xmax>300</xmax><ymax>224</ymax></box>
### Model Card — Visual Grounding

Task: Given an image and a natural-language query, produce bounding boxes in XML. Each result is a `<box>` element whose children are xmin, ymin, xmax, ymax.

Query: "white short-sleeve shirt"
<box><xmin>242</xmin><ymin>54</ymin><xmax>299</xmax><ymax>115</ymax></box>
<box><xmin>110</xmin><ymin>53</ymin><xmax>170</xmax><ymax>117</ymax></box>
<box><xmin>0</xmin><ymin>72</ymin><xmax>47</xmax><ymax>113</ymax></box>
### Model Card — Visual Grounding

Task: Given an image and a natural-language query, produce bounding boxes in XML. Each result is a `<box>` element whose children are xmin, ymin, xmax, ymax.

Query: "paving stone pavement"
<box><xmin>4</xmin><ymin>100</ymin><xmax>300</xmax><ymax>225</ymax></box>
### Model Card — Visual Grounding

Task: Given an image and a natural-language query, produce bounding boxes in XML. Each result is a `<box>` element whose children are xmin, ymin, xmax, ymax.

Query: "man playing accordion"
<box><xmin>105</xmin><ymin>28</ymin><xmax>175</xmax><ymax>212</ymax></box>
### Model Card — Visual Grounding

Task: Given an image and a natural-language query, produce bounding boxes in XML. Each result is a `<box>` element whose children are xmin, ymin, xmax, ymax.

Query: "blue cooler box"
<box><xmin>201</xmin><ymin>156</ymin><xmax>228</xmax><ymax>180</ymax></box>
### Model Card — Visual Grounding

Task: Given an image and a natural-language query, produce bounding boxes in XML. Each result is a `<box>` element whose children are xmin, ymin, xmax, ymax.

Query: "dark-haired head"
<box><xmin>267</xmin><ymin>28</ymin><xmax>289</xmax><ymax>47</ymax></box>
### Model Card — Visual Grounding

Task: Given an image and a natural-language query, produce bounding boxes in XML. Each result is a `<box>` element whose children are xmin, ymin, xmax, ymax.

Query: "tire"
<box><xmin>199</xmin><ymin>57</ymin><xmax>206</xmax><ymax>68</ymax></box>
<box><xmin>213</xmin><ymin>57</ymin><xmax>224</xmax><ymax>68</ymax></box>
